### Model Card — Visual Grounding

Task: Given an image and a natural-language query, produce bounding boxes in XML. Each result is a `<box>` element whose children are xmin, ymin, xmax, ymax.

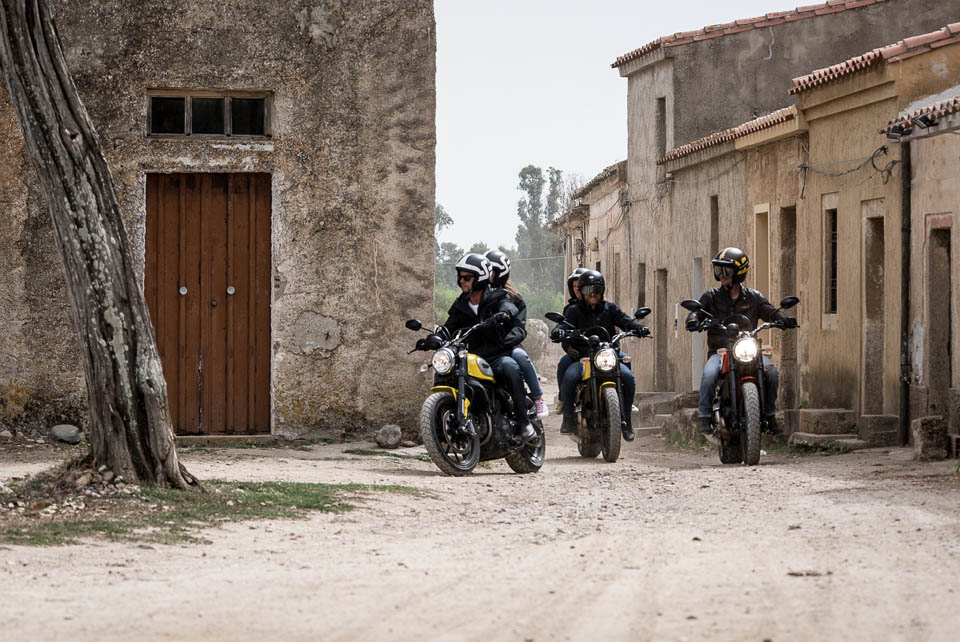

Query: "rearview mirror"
<box><xmin>779</xmin><ymin>296</ymin><xmax>800</xmax><ymax>310</ymax></box>
<box><xmin>634</xmin><ymin>307</ymin><xmax>651</xmax><ymax>320</ymax></box>
<box><xmin>545</xmin><ymin>312</ymin><xmax>565</xmax><ymax>324</ymax></box>
<box><xmin>405</xmin><ymin>319</ymin><xmax>423</xmax><ymax>331</ymax></box>
<box><xmin>680</xmin><ymin>299</ymin><xmax>701</xmax><ymax>313</ymax></box>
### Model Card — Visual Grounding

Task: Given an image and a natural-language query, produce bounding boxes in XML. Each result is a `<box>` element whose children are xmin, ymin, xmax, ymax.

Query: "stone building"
<box><xmin>0</xmin><ymin>0</ymin><xmax>436</xmax><ymax>437</ymax></box>
<box><xmin>880</xmin><ymin>48</ymin><xmax>960</xmax><ymax>436</ymax></box>
<box><xmin>788</xmin><ymin>25</ymin><xmax>960</xmax><ymax>434</ymax></box>
<box><xmin>604</xmin><ymin>0</ymin><xmax>954</xmax><ymax>394</ymax></box>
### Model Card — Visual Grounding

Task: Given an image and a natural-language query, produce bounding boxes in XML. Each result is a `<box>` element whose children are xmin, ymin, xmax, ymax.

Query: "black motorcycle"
<box><xmin>680</xmin><ymin>296</ymin><xmax>799</xmax><ymax>465</ymax></box>
<box><xmin>545</xmin><ymin>308</ymin><xmax>650</xmax><ymax>463</ymax></box>
<box><xmin>405</xmin><ymin>319</ymin><xmax>545</xmax><ymax>476</ymax></box>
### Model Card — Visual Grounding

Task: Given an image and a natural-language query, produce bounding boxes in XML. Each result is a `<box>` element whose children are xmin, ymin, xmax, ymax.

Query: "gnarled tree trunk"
<box><xmin>0</xmin><ymin>0</ymin><xmax>197</xmax><ymax>489</ymax></box>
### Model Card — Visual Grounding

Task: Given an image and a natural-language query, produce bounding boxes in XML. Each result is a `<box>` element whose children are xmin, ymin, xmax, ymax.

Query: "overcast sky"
<box><xmin>434</xmin><ymin>0</ymin><xmax>814</xmax><ymax>252</ymax></box>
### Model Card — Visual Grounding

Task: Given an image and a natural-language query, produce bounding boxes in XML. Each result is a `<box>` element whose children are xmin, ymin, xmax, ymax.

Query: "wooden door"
<box><xmin>146</xmin><ymin>173</ymin><xmax>271</xmax><ymax>434</ymax></box>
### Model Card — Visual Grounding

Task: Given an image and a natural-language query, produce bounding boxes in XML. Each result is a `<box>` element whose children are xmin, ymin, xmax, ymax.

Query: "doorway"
<box><xmin>927</xmin><ymin>226</ymin><xmax>952</xmax><ymax>416</ymax></box>
<box><xmin>862</xmin><ymin>213</ymin><xmax>885</xmax><ymax>414</ymax></box>
<box><xmin>655</xmin><ymin>268</ymin><xmax>669</xmax><ymax>391</ymax></box>
<box><xmin>691</xmin><ymin>257</ymin><xmax>703</xmax><ymax>391</ymax></box>
<box><xmin>145</xmin><ymin>173</ymin><xmax>272</xmax><ymax>434</ymax></box>
<box><xmin>779</xmin><ymin>206</ymin><xmax>798</xmax><ymax>409</ymax></box>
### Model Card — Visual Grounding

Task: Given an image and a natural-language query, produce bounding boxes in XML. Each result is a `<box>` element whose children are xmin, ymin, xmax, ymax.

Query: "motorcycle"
<box><xmin>545</xmin><ymin>308</ymin><xmax>651</xmax><ymax>463</ymax></box>
<box><xmin>680</xmin><ymin>296</ymin><xmax>799</xmax><ymax>465</ymax></box>
<box><xmin>404</xmin><ymin>318</ymin><xmax>545</xmax><ymax>476</ymax></box>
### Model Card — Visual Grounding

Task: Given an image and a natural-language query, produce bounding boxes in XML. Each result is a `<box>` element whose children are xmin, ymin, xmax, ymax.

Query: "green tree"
<box><xmin>513</xmin><ymin>165</ymin><xmax>564</xmax><ymax>297</ymax></box>
<box><xmin>434</xmin><ymin>203</ymin><xmax>462</xmax><ymax>322</ymax></box>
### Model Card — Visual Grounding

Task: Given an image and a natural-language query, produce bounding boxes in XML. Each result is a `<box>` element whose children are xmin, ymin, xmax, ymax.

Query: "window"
<box><xmin>148</xmin><ymin>91</ymin><xmax>271</xmax><ymax>138</ymax></box>
<box><xmin>655</xmin><ymin>97</ymin><xmax>667</xmax><ymax>159</ymax></box>
<box><xmin>825</xmin><ymin>208</ymin><xmax>838</xmax><ymax>314</ymax></box>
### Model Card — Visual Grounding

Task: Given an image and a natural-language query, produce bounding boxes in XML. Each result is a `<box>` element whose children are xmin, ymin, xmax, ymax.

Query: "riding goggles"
<box><xmin>713</xmin><ymin>264</ymin><xmax>737</xmax><ymax>279</ymax></box>
<box><xmin>581</xmin><ymin>284</ymin><xmax>604</xmax><ymax>297</ymax></box>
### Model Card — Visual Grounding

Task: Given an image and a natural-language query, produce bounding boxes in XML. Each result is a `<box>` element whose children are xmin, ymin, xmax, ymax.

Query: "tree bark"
<box><xmin>0</xmin><ymin>0</ymin><xmax>197</xmax><ymax>489</ymax></box>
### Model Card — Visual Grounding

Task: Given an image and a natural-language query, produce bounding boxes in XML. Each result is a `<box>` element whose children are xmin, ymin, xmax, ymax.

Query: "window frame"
<box><xmin>146</xmin><ymin>89</ymin><xmax>273</xmax><ymax>140</ymax></box>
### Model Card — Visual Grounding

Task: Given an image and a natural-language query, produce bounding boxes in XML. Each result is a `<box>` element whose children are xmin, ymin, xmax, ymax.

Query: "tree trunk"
<box><xmin>0</xmin><ymin>0</ymin><xmax>197</xmax><ymax>489</ymax></box>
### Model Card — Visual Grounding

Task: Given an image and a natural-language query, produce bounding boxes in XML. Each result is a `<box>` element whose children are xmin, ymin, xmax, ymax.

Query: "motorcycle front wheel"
<box><xmin>740</xmin><ymin>382</ymin><xmax>762</xmax><ymax>465</ymax></box>
<box><xmin>419</xmin><ymin>392</ymin><xmax>480</xmax><ymax>476</ymax></box>
<box><xmin>600</xmin><ymin>386</ymin><xmax>622</xmax><ymax>463</ymax></box>
<box><xmin>504</xmin><ymin>414</ymin><xmax>545</xmax><ymax>474</ymax></box>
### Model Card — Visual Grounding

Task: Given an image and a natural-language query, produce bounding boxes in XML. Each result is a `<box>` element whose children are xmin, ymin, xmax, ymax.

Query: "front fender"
<box><xmin>430</xmin><ymin>386</ymin><xmax>470</xmax><ymax>416</ymax></box>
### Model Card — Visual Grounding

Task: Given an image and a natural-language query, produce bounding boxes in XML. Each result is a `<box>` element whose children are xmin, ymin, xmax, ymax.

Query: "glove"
<box><xmin>550</xmin><ymin>327</ymin><xmax>566</xmax><ymax>343</ymax></box>
<box><xmin>685</xmin><ymin>315</ymin><xmax>700</xmax><ymax>332</ymax></box>
<box><xmin>493</xmin><ymin>311</ymin><xmax>511</xmax><ymax>324</ymax></box>
<box><xmin>423</xmin><ymin>334</ymin><xmax>442</xmax><ymax>350</ymax></box>
<box><xmin>780</xmin><ymin>317</ymin><xmax>798</xmax><ymax>329</ymax></box>
<box><xmin>638</xmin><ymin>326</ymin><xmax>651</xmax><ymax>338</ymax></box>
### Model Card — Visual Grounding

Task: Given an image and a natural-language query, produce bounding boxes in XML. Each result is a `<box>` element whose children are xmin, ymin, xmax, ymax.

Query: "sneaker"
<box><xmin>518</xmin><ymin>422</ymin><xmax>537</xmax><ymax>442</ymax></box>
<box><xmin>560</xmin><ymin>412</ymin><xmax>577</xmax><ymax>434</ymax></box>
<box><xmin>534</xmin><ymin>398</ymin><xmax>549</xmax><ymax>417</ymax></box>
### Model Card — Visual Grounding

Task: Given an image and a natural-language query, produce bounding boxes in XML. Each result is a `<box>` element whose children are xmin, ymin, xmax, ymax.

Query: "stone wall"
<box><xmin>0</xmin><ymin>0</ymin><xmax>436</xmax><ymax>435</ymax></box>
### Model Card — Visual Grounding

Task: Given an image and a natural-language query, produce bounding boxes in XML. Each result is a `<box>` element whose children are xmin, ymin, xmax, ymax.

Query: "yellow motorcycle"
<box><xmin>405</xmin><ymin>319</ymin><xmax>545</xmax><ymax>476</ymax></box>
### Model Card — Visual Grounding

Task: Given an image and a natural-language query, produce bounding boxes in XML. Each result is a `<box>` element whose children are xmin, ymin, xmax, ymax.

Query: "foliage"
<box><xmin>512</xmin><ymin>165</ymin><xmax>565</xmax><ymax>294</ymax></box>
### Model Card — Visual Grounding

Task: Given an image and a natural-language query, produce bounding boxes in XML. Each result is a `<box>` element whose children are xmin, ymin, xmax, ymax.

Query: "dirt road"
<box><xmin>2</xmin><ymin>415</ymin><xmax>959</xmax><ymax>642</ymax></box>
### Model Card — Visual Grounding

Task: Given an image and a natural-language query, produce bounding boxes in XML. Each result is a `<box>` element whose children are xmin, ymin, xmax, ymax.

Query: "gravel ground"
<box><xmin>2</xmin><ymin>411</ymin><xmax>959</xmax><ymax>642</ymax></box>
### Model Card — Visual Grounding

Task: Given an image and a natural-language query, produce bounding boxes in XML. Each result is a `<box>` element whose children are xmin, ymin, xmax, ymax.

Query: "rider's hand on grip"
<box><xmin>639</xmin><ymin>326</ymin><xmax>651</xmax><ymax>338</ymax></box>
<box><xmin>549</xmin><ymin>327</ymin><xmax>566</xmax><ymax>342</ymax></box>
<box><xmin>685</xmin><ymin>315</ymin><xmax>700</xmax><ymax>332</ymax></box>
<box><xmin>780</xmin><ymin>317</ymin><xmax>798</xmax><ymax>329</ymax></box>
<box><xmin>420</xmin><ymin>334</ymin><xmax>442</xmax><ymax>350</ymax></box>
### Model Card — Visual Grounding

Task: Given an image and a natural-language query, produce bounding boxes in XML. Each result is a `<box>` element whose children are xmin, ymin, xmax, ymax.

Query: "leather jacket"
<box><xmin>686</xmin><ymin>285</ymin><xmax>787</xmax><ymax>355</ymax></box>
<box><xmin>442</xmin><ymin>288</ymin><xmax>525</xmax><ymax>360</ymax></box>
<box><xmin>561</xmin><ymin>300</ymin><xmax>644</xmax><ymax>360</ymax></box>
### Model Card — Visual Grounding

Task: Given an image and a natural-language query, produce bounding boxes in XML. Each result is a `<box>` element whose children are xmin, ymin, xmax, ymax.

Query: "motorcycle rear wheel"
<box><xmin>578</xmin><ymin>433</ymin><xmax>601</xmax><ymax>458</ymax></box>
<box><xmin>741</xmin><ymin>382</ymin><xmax>762</xmax><ymax>466</ymax></box>
<box><xmin>600</xmin><ymin>387</ymin><xmax>622</xmax><ymax>463</ymax></box>
<box><xmin>504</xmin><ymin>416</ymin><xmax>545</xmax><ymax>474</ymax></box>
<box><xmin>419</xmin><ymin>392</ymin><xmax>480</xmax><ymax>476</ymax></box>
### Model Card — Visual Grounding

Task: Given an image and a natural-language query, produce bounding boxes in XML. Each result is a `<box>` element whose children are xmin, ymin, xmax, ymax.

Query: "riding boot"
<box><xmin>765</xmin><ymin>415</ymin><xmax>783</xmax><ymax>435</ymax></box>
<box><xmin>621</xmin><ymin>413</ymin><xmax>635</xmax><ymax>442</ymax></box>
<box><xmin>560</xmin><ymin>411</ymin><xmax>577</xmax><ymax>434</ymax></box>
<box><xmin>517</xmin><ymin>420</ymin><xmax>537</xmax><ymax>442</ymax></box>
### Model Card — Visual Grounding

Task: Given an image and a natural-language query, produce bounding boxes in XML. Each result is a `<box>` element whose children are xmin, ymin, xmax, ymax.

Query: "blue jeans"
<box><xmin>698</xmin><ymin>354</ymin><xmax>778</xmax><ymax>418</ymax></box>
<box><xmin>560</xmin><ymin>354</ymin><xmax>634</xmax><ymax>421</ymax></box>
<box><xmin>556</xmin><ymin>354</ymin><xmax>574</xmax><ymax>401</ymax></box>
<box><xmin>512</xmin><ymin>347</ymin><xmax>542</xmax><ymax>398</ymax></box>
<box><xmin>488</xmin><ymin>355</ymin><xmax>528</xmax><ymax>423</ymax></box>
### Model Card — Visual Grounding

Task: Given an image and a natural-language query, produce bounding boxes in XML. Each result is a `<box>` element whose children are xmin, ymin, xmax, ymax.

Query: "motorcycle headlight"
<box><xmin>732</xmin><ymin>338</ymin><xmax>760</xmax><ymax>364</ymax></box>
<box><xmin>431</xmin><ymin>348</ymin><xmax>456</xmax><ymax>375</ymax></box>
<box><xmin>594</xmin><ymin>348</ymin><xmax>618</xmax><ymax>372</ymax></box>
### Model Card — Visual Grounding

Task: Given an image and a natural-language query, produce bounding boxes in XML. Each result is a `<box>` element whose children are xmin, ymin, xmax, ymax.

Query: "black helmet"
<box><xmin>484</xmin><ymin>249</ymin><xmax>511</xmax><ymax>288</ymax></box>
<box><xmin>577</xmin><ymin>270</ymin><xmax>605</xmax><ymax>300</ymax></box>
<box><xmin>454</xmin><ymin>253</ymin><xmax>493</xmax><ymax>292</ymax></box>
<box><xmin>566</xmin><ymin>267</ymin><xmax>586</xmax><ymax>299</ymax></box>
<box><xmin>712</xmin><ymin>247</ymin><xmax>750</xmax><ymax>284</ymax></box>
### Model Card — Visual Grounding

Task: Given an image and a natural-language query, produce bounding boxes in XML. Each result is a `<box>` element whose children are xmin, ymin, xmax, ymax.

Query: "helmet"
<box><xmin>454</xmin><ymin>253</ymin><xmax>493</xmax><ymax>292</ymax></box>
<box><xmin>712</xmin><ymin>247</ymin><xmax>749</xmax><ymax>284</ymax></box>
<box><xmin>577</xmin><ymin>270</ymin><xmax>605</xmax><ymax>300</ymax></box>
<box><xmin>566</xmin><ymin>267</ymin><xmax>586</xmax><ymax>299</ymax></box>
<box><xmin>484</xmin><ymin>249</ymin><xmax>511</xmax><ymax>288</ymax></box>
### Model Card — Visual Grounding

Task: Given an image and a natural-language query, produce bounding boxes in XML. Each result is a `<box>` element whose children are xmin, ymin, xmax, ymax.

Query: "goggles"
<box><xmin>457</xmin><ymin>273</ymin><xmax>475</xmax><ymax>282</ymax></box>
<box><xmin>713</xmin><ymin>264</ymin><xmax>737</xmax><ymax>279</ymax></box>
<box><xmin>581</xmin><ymin>284</ymin><xmax>604</xmax><ymax>297</ymax></box>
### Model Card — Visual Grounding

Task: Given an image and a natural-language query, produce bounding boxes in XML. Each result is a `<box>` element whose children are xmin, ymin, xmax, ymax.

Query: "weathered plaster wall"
<box><xmin>669</xmin><ymin>0</ymin><xmax>952</xmax><ymax>147</ymax></box>
<box><xmin>908</xmin><ymin>132</ymin><xmax>960</xmax><ymax>430</ymax></box>
<box><xmin>0</xmin><ymin>0</ymin><xmax>436</xmax><ymax>435</ymax></box>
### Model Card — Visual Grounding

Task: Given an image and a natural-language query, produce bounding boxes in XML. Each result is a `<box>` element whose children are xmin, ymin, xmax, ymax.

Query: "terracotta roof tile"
<box><xmin>612</xmin><ymin>1</ymin><xmax>887</xmax><ymax>69</ymax></box>
<box><xmin>790</xmin><ymin>25</ymin><xmax>959</xmax><ymax>94</ymax></box>
<box><xmin>657</xmin><ymin>107</ymin><xmax>797</xmax><ymax>165</ymax></box>
<box><xmin>881</xmin><ymin>95</ymin><xmax>960</xmax><ymax>134</ymax></box>
<box><xmin>574</xmin><ymin>161</ymin><xmax>627</xmax><ymax>199</ymax></box>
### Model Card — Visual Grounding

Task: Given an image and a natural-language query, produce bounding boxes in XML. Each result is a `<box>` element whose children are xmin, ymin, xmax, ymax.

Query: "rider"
<box><xmin>552</xmin><ymin>269</ymin><xmax>648</xmax><ymax>441</ymax></box>
<box><xmin>484</xmin><ymin>250</ymin><xmax>549</xmax><ymax>418</ymax></box>
<box><xmin>684</xmin><ymin>247</ymin><xmax>795</xmax><ymax>437</ymax></box>
<box><xmin>437</xmin><ymin>253</ymin><xmax>537</xmax><ymax>442</ymax></box>
<box><xmin>553</xmin><ymin>267</ymin><xmax>586</xmax><ymax>412</ymax></box>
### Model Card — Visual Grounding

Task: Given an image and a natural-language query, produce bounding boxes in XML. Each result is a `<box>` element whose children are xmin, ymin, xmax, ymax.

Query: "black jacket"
<box><xmin>561</xmin><ymin>300</ymin><xmax>643</xmax><ymax>359</ymax></box>
<box><xmin>442</xmin><ymin>288</ymin><xmax>525</xmax><ymax>360</ymax></box>
<box><xmin>687</xmin><ymin>286</ymin><xmax>787</xmax><ymax>355</ymax></box>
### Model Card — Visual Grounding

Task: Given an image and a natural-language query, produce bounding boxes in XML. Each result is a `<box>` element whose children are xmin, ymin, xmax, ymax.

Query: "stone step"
<box><xmin>653</xmin><ymin>413</ymin><xmax>673</xmax><ymax>427</ymax></box>
<box><xmin>798</xmin><ymin>409</ymin><xmax>856</xmax><ymax>435</ymax></box>
<box><xmin>833</xmin><ymin>438</ymin><xmax>872</xmax><ymax>451</ymax></box>
<box><xmin>634</xmin><ymin>426</ymin><xmax>662</xmax><ymax>437</ymax></box>
<box><xmin>859</xmin><ymin>415</ymin><xmax>899</xmax><ymax>445</ymax></box>
<box><xmin>788</xmin><ymin>432</ymin><xmax>858</xmax><ymax>447</ymax></box>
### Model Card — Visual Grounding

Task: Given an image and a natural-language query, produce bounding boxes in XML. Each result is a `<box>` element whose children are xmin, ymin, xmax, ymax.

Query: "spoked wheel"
<box><xmin>740</xmin><ymin>382</ymin><xmax>762</xmax><ymax>465</ymax></box>
<box><xmin>419</xmin><ymin>392</ymin><xmax>480</xmax><ymax>476</ymax></box>
<box><xmin>505</xmin><ymin>414</ymin><xmax>545</xmax><ymax>474</ymax></box>
<box><xmin>600</xmin><ymin>386</ymin><xmax>622</xmax><ymax>463</ymax></box>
